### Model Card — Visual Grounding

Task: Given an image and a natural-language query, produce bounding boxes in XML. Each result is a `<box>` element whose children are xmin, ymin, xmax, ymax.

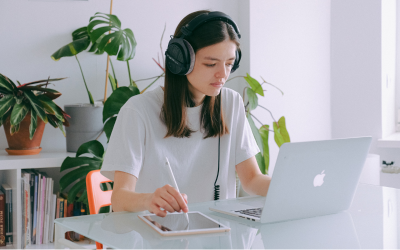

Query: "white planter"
<box><xmin>64</xmin><ymin>103</ymin><xmax>107</xmax><ymax>152</ymax></box>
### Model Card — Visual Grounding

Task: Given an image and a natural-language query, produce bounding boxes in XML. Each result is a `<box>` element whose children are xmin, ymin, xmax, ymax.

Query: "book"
<box><xmin>35</xmin><ymin>172</ymin><xmax>42</xmax><ymax>245</ymax></box>
<box><xmin>0</xmin><ymin>190</ymin><xmax>6</xmax><ymax>246</ymax></box>
<box><xmin>22</xmin><ymin>171</ymin><xmax>31</xmax><ymax>247</ymax></box>
<box><xmin>59</xmin><ymin>198</ymin><xmax>64</xmax><ymax>218</ymax></box>
<box><xmin>39</xmin><ymin>174</ymin><xmax>46</xmax><ymax>244</ymax></box>
<box><xmin>49</xmin><ymin>194</ymin><xmax>56</xmax><ymax>243</ymax></box>
<box><xmin>21</xmin><ymin>180</ymin><xmax>25</xmax><ymax>249</ymax></box>
<box><xmin>31</xmin><ymin>172</ymin><xmax>38</xmax><ymax>244</ymax></box>
<box><xmin>43</xmin><ymin>177</ymin><xmax>53</xmax><ymax>244</ymax></box>
<box><xmin>1</xmin><ymin>183</ymin><xmax>13</xmax><ymax>246</ymax></box>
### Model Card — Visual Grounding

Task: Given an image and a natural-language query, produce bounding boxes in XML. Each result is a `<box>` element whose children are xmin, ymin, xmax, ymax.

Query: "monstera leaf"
<box><xmin>60</xmin><ymin>140</ymin><xmax>104</xmax><ymax>204</ymax></box>
<box><xmin>88</xmin><ymin>12</ymin><xmax>137</xmax><ymax>61</ymax></box>
<box><xmin>102</xmin><ymin>86</ymin><xmax>139</xmax><ymax>142</ymax></box>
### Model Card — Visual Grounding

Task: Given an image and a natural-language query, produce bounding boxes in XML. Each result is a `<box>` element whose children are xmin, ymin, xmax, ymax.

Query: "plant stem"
<box><xmin>260</xmin><ymin>76</ymin><xmax>284</xmax><ymax>95</ymax></box>
<box><xmin>226</xmin><ymin>75</ymin><xmax>246</xmax><ymax>82</ymax></box>
<box><xmin>109</xmin><ymin>59</ymin><xmax>116</xmax><ymax>82</ymax></box>
<box><xmin>250</xmin><ymin>113</ymin><xmax>274</xmax><ymax>132</ymax></box>
<box><xmin>75</xmin><ymin>55</ymin><xmax>94</xmax><ymax>105</ymax></box>
<box><xmin>127</xmin><ymin>61</ymin><xmax>133</xmax><ymax>87</ymax></box>
<box><xmin>134</xmin><ymin>75</ymin><xmax>163</xmax><ymax>82</ymax></box>
<box><xmin>242</xmin><ymin>86</ymin><xmax>248</xmax><ymax>103</ymax></box>
<box><xmin>140</xmin><ymin>73</ymin><xmax>164</xmax><ymax>94</ymax></box>
<box><xmin>258</xmin><ymin>105</ymin><xmax>277</xmax><ymax>122</ymax></box>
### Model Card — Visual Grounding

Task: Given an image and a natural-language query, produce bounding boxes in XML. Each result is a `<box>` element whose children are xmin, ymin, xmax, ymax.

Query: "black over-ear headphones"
<box><xmin>165</xmin><ymin>11</ymin><xmax>242</xmax><ymax>75</ymax></box>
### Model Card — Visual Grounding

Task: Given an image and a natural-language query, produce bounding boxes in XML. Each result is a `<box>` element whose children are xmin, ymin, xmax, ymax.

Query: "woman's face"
<box><xmin>186</xmin><ymin>39</ymin><xmax>237</xmax><ymax>106</ymax></box>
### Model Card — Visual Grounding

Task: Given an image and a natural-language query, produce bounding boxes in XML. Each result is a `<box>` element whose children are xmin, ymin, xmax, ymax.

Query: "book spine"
<box><xmin>0</xmin><ymin>191</ymin><xmax>6</xmax><ymax>246</ymax></box>
<box><xmin>29</xmin><ymin>172</ymin><xmax>34</xmax><ymax>245</ymax></box>
<box><xmin>1</xmin><ymin>184</ymin><xmax>13</xmax><ymax>246</ymax></box>
<box><xmin>21</xmin><ymin>180</ymin><xmax>25</xmax><ymax>249</ymax></box>
<box><xmin>39</xmin><ymin>176</ymin><xmax>46</xmax><ymax>244</ymax></box>
<box><xmin>35</xmin><ymin>174</ymin><xmax>41</xmax><ymax>245</ymax></box>
<box><xmin>23</xmin><ymin>172</ymin><xmax>31</xmax><ymax>247</ymax></box>
<box><xmin>49</xmin><ymin>194</ymin><xmax>56</xmax><ymax>243</ymax></box>
<box><xmin>59</xmin><ymin>199</ymin><xmax>64</xmax><ymax>218</ymax></box>
<box><xmin>31</xmin><ymin>174</ymin><xmax>38</xmax><ymax>244</ymax></box>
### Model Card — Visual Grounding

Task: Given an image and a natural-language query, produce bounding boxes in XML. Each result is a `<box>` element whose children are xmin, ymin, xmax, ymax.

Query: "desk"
<box><xmin>54</xmin><ymin>183</ymin><xmax>399</xmax><ymax>249</ymax></box>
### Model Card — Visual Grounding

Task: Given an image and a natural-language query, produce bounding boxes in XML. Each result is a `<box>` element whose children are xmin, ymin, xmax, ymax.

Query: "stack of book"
<box><xmin>20</xmin><ymin>170</ymin><xmax>89</xmax><ymax>248</ymax></box>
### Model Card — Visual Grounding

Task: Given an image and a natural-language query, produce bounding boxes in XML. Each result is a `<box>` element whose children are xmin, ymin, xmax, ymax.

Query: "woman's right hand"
<box><xmin>144</xmin><ymin>184</ymin><xmax>188</xmax><ymax>217</ymax></box>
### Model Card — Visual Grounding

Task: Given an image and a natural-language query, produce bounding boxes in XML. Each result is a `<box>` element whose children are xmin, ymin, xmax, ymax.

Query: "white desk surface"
<box><xmin>54</xmin><ymin>183</ymin><xmax>399</xmax><ymax>249</ymax></box>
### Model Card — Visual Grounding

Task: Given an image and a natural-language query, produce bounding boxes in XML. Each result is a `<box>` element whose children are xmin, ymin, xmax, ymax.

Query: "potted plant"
<box><xmin>0</xmin><ymin>73</ymin><xmax>69</xmax><ymax>155</ymax></box>
<box><xmin>51</xmin><ymin>12</ymin><xmax>137</xmax><ymax>152</ymax></box>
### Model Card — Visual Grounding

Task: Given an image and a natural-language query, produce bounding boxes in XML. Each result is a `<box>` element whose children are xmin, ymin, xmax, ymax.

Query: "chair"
<box><xmin>86</xmin><ymin>169</ymin><xmax>113</xmax><ymax>250</ymax></box>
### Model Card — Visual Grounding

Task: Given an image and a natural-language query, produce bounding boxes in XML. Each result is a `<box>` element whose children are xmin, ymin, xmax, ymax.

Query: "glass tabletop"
<box><xmin>54</xmin><ymin>183</ymin><xmax>400</xmax><ymax>249</ymax></box>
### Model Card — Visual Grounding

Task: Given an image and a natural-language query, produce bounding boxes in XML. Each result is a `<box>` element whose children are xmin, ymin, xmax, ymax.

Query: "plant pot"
<box><xmin>64</xmin><ymin>104</ymin><xmax>107</xmax><ymax>153</ymax></box>
<box><xmin>3</xmin><ymin>113</ymin><xmax>45</xmax><ymax>155</ymax></box>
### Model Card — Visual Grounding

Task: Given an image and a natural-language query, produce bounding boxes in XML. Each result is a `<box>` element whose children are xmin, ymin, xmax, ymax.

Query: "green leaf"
<box><xmin>88</xmin><ymin>13</ymin><xmax>136</xmax><ymax>62</ymax></box>
<box><xmin>51</xmin><ymin>37</ymin><xmax>91</xmax><ymax>60</ymax></box>
<box><xmin>0</xmin><ymin>95</ymin><xmax>16</xmax><ymax>119</ymax></box>
<box><xmin>246</xmin><ymin>88</ymin><xmax>258</xmax><ymax>111</ymax></box>
<box><xmin>259</xmin><ymin>125</ymin><xmax>270</xmax><ymax>174</ymax></box>
<box><xmin>60</xmin><ymin>156</ymin><xmax>102</xmax><ymax>172</ymax></box>
<box><xmin>273</xmin><ymin>116</ymin><xmax>290</xmax><ymax>147</ymax></box>
<box><xmin>56</xmin><ymin>119</ymin><xmax>66</xmax><ymax>136</ymax></box>
<box><xmin>19</xmin><ymin>86</ymin><xmax>61</xmax><ymax>100</ymax></box>
<box><xmin>103</xmin><ymin>116</ymin><xmax>116</xmax><ymax>143</ymax></box>
<box><xmin>37</xmin><ymin>95</ymin><xmax>64</xmax><ymax>121</ymax></box>
<box><xmin>10</xmin><ymin>102</ymin><xmax>29</xmax><ymax>126</ymax></box>
<box><xmin>0</xmin><ymin>74</ymin><xmax>17</xmax><ymax>93</ymax></box>
<box><xmin>0</xmin><ymin>109</ymin><xmax>11</xmax><ymax>127</ymax></box>
<box><xmin>59</xmin><ymin>164</ymin><xmax>99</xmax><ymax>192</ymax></box>
<box><xmin>103</xmin><ymin>86</ymin><xmax>136</xmax><ymax>123</ymax></box>
<box><xmin>244</xmin><ymin>73</ymin><xmax>264</xmax><ymax>96</ymax></box>
<box><xmin>65</xmin><ymin>178</ymin><xmax>86</xmax><ymax>204</ymax></box>
<box><xmin>29</xmin><ymin>109</ymin><xmax>37</xmax><ymax>140</ymax></box>
<box><xmin>23</xmin><ymin>92</ymin><xmax>48</xmax><ymax>123</ymax></box>
<box><xmin>247</xmin><ymin>115</ymin><xmax>264</xmax><ymax>154</ymax></box>
<box><xmin>77</xmin><ymin>190</ymin><xmax>87</xmax><ymax>203</ymax></box>
<box><xmin>108</xmin><ymin>73</ymin><xmax>117</xmax><ymax>91</ymax></box>
<box><xmin>10</xmin><ymin>124</ymin><xmax>20</xmax><ymax>135</ymax></box>
<box><xmin>47</xmin><ymin>115</ymin><xmax>58</xmax><ymax>128</ymax></box>
<box><xmin>72</xmin><ymin>26</ymin><xmax>89</xmax><ymax>40</ymax></box>
<box><xmin>76</xmin><ymin>140</ymin><xmax>104</xmax><ymax>159</ymax></box>
<box><xmin>255</xmin><ymin>152</ymin><xmax>266</xmax><ymax>175</ymax></box>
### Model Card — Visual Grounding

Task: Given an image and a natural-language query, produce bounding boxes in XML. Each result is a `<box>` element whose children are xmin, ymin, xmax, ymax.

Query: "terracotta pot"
<box><xmin>3</xmin><ymin>113</ymin><xmax>46</xmax><ymax>155</ymax></box>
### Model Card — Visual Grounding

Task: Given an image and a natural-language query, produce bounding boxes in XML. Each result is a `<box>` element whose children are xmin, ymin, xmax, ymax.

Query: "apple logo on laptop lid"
<box><xmin>313</xmin><ymin>170</ymin><xmax>326</xmax><ymax>187</ymax></box>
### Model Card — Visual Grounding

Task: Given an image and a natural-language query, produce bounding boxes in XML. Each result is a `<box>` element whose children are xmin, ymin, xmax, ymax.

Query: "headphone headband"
<box><xmin>180</xmin><ymin>11</ymin><xmax>241</xmax><ymax>39</ymax></box>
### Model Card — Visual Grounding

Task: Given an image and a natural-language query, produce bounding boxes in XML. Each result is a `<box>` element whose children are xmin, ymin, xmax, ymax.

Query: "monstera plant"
<box><xmin>51</xmin><ymin>12</ymin><xmax>137</xmax><ymax>104</ymax></box>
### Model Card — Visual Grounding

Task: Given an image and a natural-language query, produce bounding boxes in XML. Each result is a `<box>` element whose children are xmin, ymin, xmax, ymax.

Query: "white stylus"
<box><xmin>165</xmin><ymin>157</ymin><xmax>190</xmax><ymax>226</ymax></box>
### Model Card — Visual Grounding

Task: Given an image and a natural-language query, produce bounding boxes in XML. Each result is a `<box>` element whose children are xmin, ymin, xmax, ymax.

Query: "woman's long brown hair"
<box><xmin>161</xmin><ymin>10</ymin><xmax>240</xmax><ymax>139</ymax></box>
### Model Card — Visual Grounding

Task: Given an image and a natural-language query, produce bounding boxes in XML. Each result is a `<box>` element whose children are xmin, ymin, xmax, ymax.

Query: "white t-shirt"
<box><xmin>101</xmin><ymin>86</ymin><xmax>259</xmax><ymax>203</ymax></box>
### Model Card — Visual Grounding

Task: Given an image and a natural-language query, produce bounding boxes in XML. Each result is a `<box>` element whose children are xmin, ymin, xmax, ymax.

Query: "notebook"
<box><xmin>209</xmin><ymin>137</ymin><xmax>372</xmax><ymax>223</ymax></box>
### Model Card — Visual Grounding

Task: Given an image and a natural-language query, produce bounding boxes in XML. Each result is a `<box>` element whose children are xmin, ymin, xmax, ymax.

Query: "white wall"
<box><xmin>0</xmin><ymin>0</ymin><xmax>241</xmax><ymax>151</ymax></box>
<box><xmin>331</xmin><ymin>0</ymin><xmax>382</xmax><ymax>151</ymax></box>
<box><xmin>248</xmin><ymin>0</ymin><xmax>332</xmax><ymax>175</ymax></box>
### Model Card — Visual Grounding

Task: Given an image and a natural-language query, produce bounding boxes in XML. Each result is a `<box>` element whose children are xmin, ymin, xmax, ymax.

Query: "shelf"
<box><xmin>0</xmin><ymin>151</ymin><xmax>75</xmax><ymax>170</ymax></box>
<box><xmin>377</xmin><ymin>132</ymin><xmax>400</xmax><ymax>148</ymax></box>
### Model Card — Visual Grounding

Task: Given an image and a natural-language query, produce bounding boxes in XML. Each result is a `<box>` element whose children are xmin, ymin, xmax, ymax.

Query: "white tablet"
<box><xmin>138</xmin><ymin>211</ymin><xmax>230</xmax><ymax>236</ymax></box>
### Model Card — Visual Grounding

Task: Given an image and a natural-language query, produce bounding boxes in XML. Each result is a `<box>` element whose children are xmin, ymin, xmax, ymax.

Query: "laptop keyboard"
<box><xmin>235</xmin><ymin>208</ymin><xmax>263</xmax><ymax>218</ymax></box>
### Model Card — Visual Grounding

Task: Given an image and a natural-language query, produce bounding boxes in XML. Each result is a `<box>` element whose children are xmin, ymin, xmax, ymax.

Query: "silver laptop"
<box><xmin>209</xmin><ymin>137</ymin><xmax>372</xmax><ymax>223</ymax></box>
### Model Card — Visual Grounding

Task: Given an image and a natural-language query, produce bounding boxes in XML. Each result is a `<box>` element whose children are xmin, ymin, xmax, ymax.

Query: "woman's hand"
<box><xmin>144</xmin><ymin>184</ymin><xmax>188</xmax><ymax>217</ymax></box>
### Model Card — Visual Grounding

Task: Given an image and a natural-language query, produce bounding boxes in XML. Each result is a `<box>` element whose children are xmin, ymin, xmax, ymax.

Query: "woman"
<box><xmin>101</xmin><ymin>10</ymin><xmax>271</xmax><ymax>217</ymax></box>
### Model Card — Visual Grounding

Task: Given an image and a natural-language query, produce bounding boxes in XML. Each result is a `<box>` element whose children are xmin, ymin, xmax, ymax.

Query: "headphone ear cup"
<box><xmin>165</xmin><ymin>38</ymin><xmax>191</xmax><ymax>75</ymax></box>
<box><xmin>231</xmin><ymin>49</ymin><xmax>241</xmax><ymax>73</ymax></box>
<box><xmin>182</xmin><ymin>40</ymin><xmax>195</xmax><ymax>75</ymax></box>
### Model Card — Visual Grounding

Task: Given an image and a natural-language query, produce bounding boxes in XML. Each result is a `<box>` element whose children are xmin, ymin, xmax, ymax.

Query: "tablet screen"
<box><xmin>141</xmin><ymin>212</ymin><xmax>222</xmax><ymax>232</ymax></box>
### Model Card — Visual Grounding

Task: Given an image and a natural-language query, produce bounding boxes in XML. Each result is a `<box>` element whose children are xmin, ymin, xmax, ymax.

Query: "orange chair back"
<box><xmin>86</xmin><ymin>170</ymin><xmax>113</xmax><ymax>249</ymax></box>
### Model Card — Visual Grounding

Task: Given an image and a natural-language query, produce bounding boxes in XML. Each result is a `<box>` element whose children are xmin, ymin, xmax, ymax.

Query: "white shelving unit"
<box><xmin>0</xmin><ymin>151</ymin><xmax>74</xmax><ymax>249</ymax></box>
<box><xmin>378</xmin><ymin>132</ymin><xmax>400</xmax><ymax>148</ymax></box>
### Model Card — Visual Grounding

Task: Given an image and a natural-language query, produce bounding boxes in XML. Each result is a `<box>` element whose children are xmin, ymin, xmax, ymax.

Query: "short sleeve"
<box><xmin>234</xmin><ymin>96</ymin><xmax>260</xmax><ymax>165</ymax></box>
<box><xmin>100</xmin><ymin>107</ymin><xmax>146</xmax><ymax>181</ymax></box>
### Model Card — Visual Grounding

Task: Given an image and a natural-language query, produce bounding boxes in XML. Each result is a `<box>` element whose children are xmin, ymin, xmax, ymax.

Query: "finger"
<box><xmin>162</xmin><ymin>189</ymin><xmax>183</xmax><ymax>212</ymax></box>
<box><xmin>151</xmin><ymin>205</ymin><xmax>167</xmax><ymax>217</ymax></box>
<box><xmin>181</xmin><ymin>193</ymin><xmax>188</xmax><ymax>204</ymax></box>
<box><xmin>166</xmin><ymin>186</ymin><xmax>189</xmax><ymax>213</ymax></box>
<box><xmin>157</xmin><ymin>198</ymin><xmax>175</xmax><ymax>213</ymax></box>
